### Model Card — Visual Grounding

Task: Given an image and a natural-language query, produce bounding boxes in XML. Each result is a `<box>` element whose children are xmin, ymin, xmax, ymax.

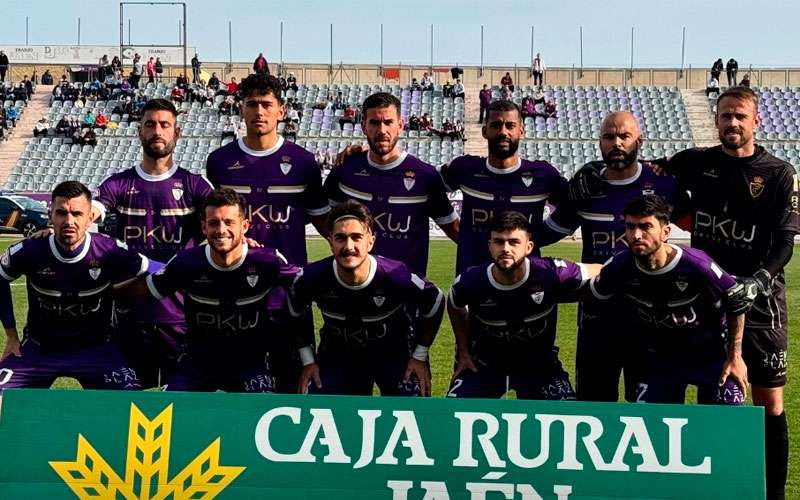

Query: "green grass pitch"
<box><xmin>0</xmin><ymin>237</ymin><xmax>797</xmax><ymax>494</ymax></box>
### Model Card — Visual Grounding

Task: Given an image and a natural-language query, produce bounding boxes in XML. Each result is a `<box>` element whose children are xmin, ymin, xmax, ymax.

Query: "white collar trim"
<box><xmin>333</xmin><ymin>254</ymin><xmax>377</xmax><ymax>290</ymax></box>
<box><xmin>367</xmin><ymin>150</ymin><xmax>408</xmax><ymax>170</ymax></box>
<box><xmin>601</xmin><ymin>162</ymin><xmax>642</xmax><ymax>185</ymax></box>
<box><xmin>635</xmin><ymin>243</ymin><xmax>683</xmax><ymax>275</ymax></box>
<box><xmin>135</xmin><ymin>163</ymin><xmax>178</xmax><ymax>182</ymax></box>
<box><xmin>487</xmin><ymin>257</ymin><xmax>530</xmax><ymax>291</ymax></box>
<box><xmin>237</xmin><ymin>136</ymin><xmax>284</xmax><ymax>157</ymax></box>
<box><xmin>205</xmin><ymin>243</ymin><xmax>248</xmax><ymax>271</ymax></box>
<box><xmin>49</xmin><ymin>233</ymin><xmax>92</xmax><ymax>264</ymax></box>
<box><xmin>486</xmin><ymin>157</ymin><xmax>522</xmax><ymax>175</ymax></box>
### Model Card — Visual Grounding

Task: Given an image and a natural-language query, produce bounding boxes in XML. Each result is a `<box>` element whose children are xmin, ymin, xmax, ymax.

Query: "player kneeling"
<box><xmin>447</xmin><ymin>211</ymin><xmax>600</xmax><ymax>399</ymax></box>
<box><xmin>589</xmin><ymin>195</ymin><xmax>749</xmax><ymax>404</ymax></box>
<box><xmin>289</xmin><ymin>200</ymin><xmax>444</xmax><ymax>396</ymax></box>
<box><xmin>122</xmin><ymin>188</ymin><xmax>300</xmax><ymax>392</ymax></box>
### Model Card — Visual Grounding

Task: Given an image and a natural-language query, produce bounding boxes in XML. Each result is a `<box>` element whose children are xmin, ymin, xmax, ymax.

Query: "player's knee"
<box><xmin>751</xmin><ymin>386</ymin><xmax>784</xmax><ymax>415</ymax></box>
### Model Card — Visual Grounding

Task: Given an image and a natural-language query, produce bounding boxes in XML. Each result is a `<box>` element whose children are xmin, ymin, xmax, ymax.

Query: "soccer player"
<box><xmin>324</xmin><ymin>92</ymin><xmax>458</xmax><ymax>276</ymax></box>
<box><xmin>439</xmin><ymin>99</ymin><xmax>568</xmax><ymax>274</ymax></box>
<box><xmin>289</xmin><ymin>200</ymin><xmax>444</xmax><ymax>396</ymax></box>
<box><xmin>589</xmin><ymin>195</ymin><xmax>750</xmax><ymax>405</ymax></box>
<box><xmin>655</xmin><ymin>86</ymin><xmax>798</xmax><ymax>500</ymax></box>
<box><xmin>0</xmin><ymin>181</ymin><xmax>147</xmax><ymax>407</ymax></box>
<box><xmin>139</xmin><ymin>188</ymin><xmax>300</xmax><ymax>392</ymax></box>
<box><xmin>536</xmin><ymin>111</ymin><xmax>684</xmax><ymax>402</ymax></box>
<box><xmin>93</xmin><ymin>98</ymin><xmax>213</xmax><ymax>388</ymax></box>
<box><xmin>206</xmin><ymin>73</ymin><xmax>330</xmax><ymax>392</ymax></box>
<box><xmin>446</xmin><ymin>211</ymin><xmax>599</xmax><ymax>399</ymax></box>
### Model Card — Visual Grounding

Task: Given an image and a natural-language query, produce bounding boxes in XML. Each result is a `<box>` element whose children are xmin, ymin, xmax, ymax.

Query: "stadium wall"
<box><xmin>8</xmin><ymin>62</ymin><xmax>800</xmax><ymax>89</ymax></box>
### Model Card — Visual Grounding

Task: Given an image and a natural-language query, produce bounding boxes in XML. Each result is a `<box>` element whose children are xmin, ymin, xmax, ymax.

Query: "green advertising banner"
<box><xmin>0</xmin><ymin>389</ymin><xmax>764</xmax><ymax>499</ymax></box>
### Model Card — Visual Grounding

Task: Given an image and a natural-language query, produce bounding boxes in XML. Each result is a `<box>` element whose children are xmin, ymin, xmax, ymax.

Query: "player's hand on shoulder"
<box><xmin>405</xmin><ymin>358</ymin><xmax>432</xmax><ymax>397</ymax></box>
<box><xmin>334</xmin><ymin>143</ymin><xmax>365</xmax><ymax>167</ymax></box>
<box><xmin>245</xmin><ymin>237</ymin><xmax>263</xmax><ymax>248</ymax></box>
<box><xmin>297</xmin><ymin>363</ymin><xmax>321</xmax><ymax>394</ymax></box>
<box><xmin>27</xmin><ymin>227</ymin><xmax>53</xmax><ymax>239</ymax></box>
<box><xmin>568</xmin><ymin>161</ymin><xmax>606</xmax><ymax>201</ymax></box>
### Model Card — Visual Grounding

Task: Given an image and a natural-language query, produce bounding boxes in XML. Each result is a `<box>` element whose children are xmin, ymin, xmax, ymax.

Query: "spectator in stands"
<box><xmin>82</xmin><ymin>128</ymin><xmax>97</xmax><ymax>147</ymax></box>
<box><xmin>120</xmin><ymin>78</ymin><xmax>131</xmax><ymax>94</ymax></box>
<box><xmin>279</xmin><ymin>74</ymin><xmax>288</xmax><ymax>90</ymax></box>
<box><xmin>71</xmin><ymin>125</ymin><xmax>83</xmax><ymax>144</ymax></box>
<box><xmin>410</xmin><ymin>78</ymin><xmax>421</xmax><ymax>91</ymax></box>
<box><xmin>419</xmin><ymin>113</ymin><xmax>433</xmax><ymax>134</ymax></box>
<box><xmin>41</xmin><ymin>69</ymin><xmax>53</xmax><ymax>85</ymax></box>
<box><xmin>95</xmin><ymin>112</ymin><xmax>108</xmax><ymax>129</ymax></box>
<box><xmin>500</xmin><ymin>72</ymin><xmax>514</xmax><ymax>91</ymax></box>
<box><xmin>33</xmin><ymin>117</ymin><xmax>49</xmax><ymax>137</ymax></box>
<box><xmin>339</xmin><ymin>104</ymin><xmax>357</xmax><ymax>129</ymax></box>
<box><xmin>533</xmin><ymin>87</ymin><xmax>545</xmax><ymax>106</ymax></box>
<box><xmin>408</xmin><ymin>114</ymin><xmax>420</xmax><ymax>131</ymax></box>
<box><xmin>437</xmin><ymin>118</ymin><xmax>456</xmax><ymax>139</ymax></box>
<box><xmin>220</xmin><ymin>93</ymin><xmax>236</xmax><ymax>116</ymax></box>
<box><xmin>191</xmin><ymin>53</ymin><xmax>201</xmax><ymax>83</ymax></box>
<box><xmin>0</xmin><ymin>50</ymin><xmax>8</xmax><ymax>82</ymax></box>
<box><xmin>521</xmin><ymin>92</ymin><xmax>535</xmax><ymax>119</ymax></box>
<box><xmin>155</xmin><ymin>57</ymin><xmax>163</xmax><ymax>82</ymax></box>
<box><xmin>208</xmin><ymin>72</ymin><xmax>220</xmax><ymax>90</ymax></box>
<box><xmin>725</xmin><ymin>58</ymin><xmax>738</xmax><ymax>87</ymax></box>
<box><xmin>130</xmin><ymin>54</ymin><xmax>143</xmax><ymax>89</ymax></box>
<box><xmin>0</xmin><ymin>114</ymin><xmax>5</xmax><ymax>141</ymax></box>
<box><xmin>315</xmin><ymin>149</ymin><xmax>326</xmax><ymax>169</ymax></box>
<box><xmin>285</xmin><ymin>105</ymin><xmax>300</xmax><ymax>124</ymax></box>
<box><xmin>104</xmin><ymin>71</ymin><xmax>119</xmax><ymax>88</ymax></box>
<box><xmin>421</xmin><ymin>72</ymin><xmax>434</xmax><ymax>90</ymax></box>
<box><xmin>177</xmin><ymin>73</ymin><xmax>190</xmax><ymax>88</ymax></box>
<box><xmin>146</xmin><ymin>57</ymin><xmax>156</xmax><ymax>84</ymax></box>
<box><xmin>740</xmin><ymin>73</ymin><xmax>751</xmax><ymax>87</ymax></box>
<box><xmin>283</xmin><ymin>119</ymin><xmax>298</xmax><ymax>140</ymax></box>
<box><xmin>325</xmin><ymin>148</ymin><xmax>336</xmax><ymax>170</ymax></box>
<box><xmin>82</xmin><ymin>110</ymin><xmax>96</xmax><ymax>129</ymax></box>
<box><xmin>170</xmin><ymin>86</ymin><xmax>185</xmax><ymax>104</ymax></box>
<box><xmin>478</xmin><ymin>84</ymin><xmax>492</xmax><ymax>123</ymax></box>
<box><xmin>443</xmin><ymin>80</ymin><xmax>453</xmax><ymax>98</ymax></box>
<box><xmin>52</xmin><ymin>85</ymin><xmax>63</xmax><ymax>101</ymax></box>
<box><xmin>287</xmin><ymin>72</ymin><xmax>298</xmax><ymax>92</ymax></box>
<box><xmin>501</xmin><ymin>85</ymin><xmax>513</xmax><ymax>100</ymax></box>
<box><xmin>22</xmin><ymin>75</ymin><xmax>33</xmax><ymax>99</ymax></box>
<box><xmin>544</xmin><ymin>99</ymin><xmax>557</xmax><ymax>119</ymax></box>
<box><xmin>253</xmin><ymin>52</ymin><xmax>269</xmax><ymax>75</ymax></box>
<box><xmin>452</xmin><ymin>79</ymin><xmax>465</xmax><ymax>99</ymax></box>
<box><xmin>111</xmin><ymin>56</ymin><xmax>122</xmax><ymax>74</ymax></box>
<box><xmin>56</xmin><ymin>116</ymin><xmax>71</xmax><ymax>136</ymax></box>
<box><xmin>333</xmin><ymin>92</ymin><xmax>345</xmax><ymax>111</ymax></box>
<box><xmin>60</xmin><ymin>74</ymin><xmax>69</xmax><ymax>85</ymax></box>
<box><xmin>710</xmin><ymin>58</ymin><xmax>723</xmax><ymax>80</ymax></box>
<box><xmin>532</xmin><ymin>53</ymin><xmax>546</xmax><ymax>87</ymax></box>
<box><xmin>221</xmin><ymin>117</ymin><xmax>237</xmax><ymax>140</ymax></box>
<box><xmin>98</xmin><ymin>54</ymin><xmax>110</xmax><ymax>81</ymax></box>
<box><xmin>5</xmin><ymin>106</ymin><xmax>17</xmax><ymax>128</ymax></box>
<box><xmin>227</xmin><ymin>77</ymin><xmax>239</xmax><ymax>94</ymax></box>
<box><xmin>454</xmin><ymin>120</ymin><xmax>465</xmax><ymax>141</ymax></box>
<box><xmin>706</xmin><ymin>75</ymin><xmax>720</xmax><ymax>97</ymax></box>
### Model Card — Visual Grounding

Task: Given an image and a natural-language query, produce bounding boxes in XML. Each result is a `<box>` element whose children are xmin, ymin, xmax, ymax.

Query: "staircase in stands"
<box><xmin>0</xmin><ymin>85</ymin><xmax>54</xmax><ymax>186</ymax></box>
<box><xmin>680</xmin><ymin>88</ymin><xmax>719</xmax><ymax>148</ymax></box>
<box><xmin>463</xmin><ymin>86</ymin><xmax>488</xmax><ymax>158</ymax></box>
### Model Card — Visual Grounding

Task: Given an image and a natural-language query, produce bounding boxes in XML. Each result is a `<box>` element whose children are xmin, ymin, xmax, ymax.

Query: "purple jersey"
<box><xmin>289</xmin><ymin>255</ymin><xmax>443</xmax><ymax>347</ymax></box>
<box><xmin>0</xmin><ymin>233</ymin><xmax>148</xmax><ymax>347</ymax></box>
<box><xmin>95</xmin><ymin>164</ymin><xmax>213</xmax><ymax>323</ymax></box>
<box><xmin>545</xmin><ymin>163</ymin><xmax>681</xmax><ymax>263</ymax></box>
<box><xmin>147</xmin><ymin>245</ymin><xmax>299</xmax><ymax>353</ymax></box>
<box><xmin>590</xmin><ymin>244</ymin><xmax>739</xmax><ymax>353</ymax></box>
<box><xmin>449</xmin><ymin>257</ymin><xmax>587</xmax><ymax>362</ymax></box>
<box><xmin>205</xmin><ymin>137</ymin><xmax>330</xmax><ymax>265</ymax></box>
<box><xmin>324</xmin><ymin>151</ymin><xmax>457</xmax><ymax>275</ymax></box>
<box><xmin>441</xmin><ymin>155</ymin><xmax>567</xmax><ymax>273</ymax></box>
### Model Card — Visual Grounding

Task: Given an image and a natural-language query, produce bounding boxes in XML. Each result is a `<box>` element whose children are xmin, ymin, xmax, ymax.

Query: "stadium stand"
<box><xmin>754</xmin><ymin>86</ymin><xmax>800</xmax><ymax>169</ymax></box>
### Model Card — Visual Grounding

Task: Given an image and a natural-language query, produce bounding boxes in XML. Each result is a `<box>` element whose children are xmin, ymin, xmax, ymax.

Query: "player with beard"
<box><xmin>324</xmin><ymin>92</ymin><xmax>458</xmax><ymax>276</ymax></box>
<box><xmin>535</xmin><ymin>111</ymin><xmax>684</xmax><ymax>402</ymax></box>
<box><xmin>89</xmin><ymin>98</ymin><xmax>213</xmax><ymax>388</ymax></box>
<box><xmin>446</xmin><ymin>211</ymin><xmax>600</xmax><ymax>399</ymax></box>
<box><xmin>440</xmin><ymin>100</ymin><xmax>568</xmax><ymax>274</ymax></box>
<box><xmin>289</xmin><ymin>201</ymin><xmax>444</xmax><ymax>396</ymax></box>
<box><xmin>590</xmin><ymin>195</ymin><xmax>750</xmax><ymax>406</ymax></box>
<box><xmin>654</xmin><ymin>86</ymin><xmax>799</xmax><ymax>500</ymax></box>
<box><xmin>0</xmin><ymin>182</ymin><xmax>147</xmax><ymax>410</ymax></box>
<box><xmin>128</xmin><ymin>188</ymin><xmax>300</xmax><ymax>392</ymax></box>
<box><xmin>206</xmin><ymin>74</ymin><xmax>329</xmax><ymax>393</ymax></box>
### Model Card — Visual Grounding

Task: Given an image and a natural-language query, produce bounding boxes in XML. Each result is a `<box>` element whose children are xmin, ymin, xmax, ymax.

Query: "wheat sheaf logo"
<box><xmin>49</xmin><ymin>403</ymin><xmax>245</xmax><ymax>499</ymax></box>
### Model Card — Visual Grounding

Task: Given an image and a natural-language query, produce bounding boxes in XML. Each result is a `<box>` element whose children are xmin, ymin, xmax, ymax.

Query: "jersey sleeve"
<box><xmin>543</xmin><ymin>199</ymin><xmax>581</xmax><ymax>237</ymax></box>
<box><xmin>589</xmin><ymin>254</ymin><xmax>626</xmax><ymax>300</ymax></box>
<box><xmin>438</xmin><ymin>161</ymin><xmax>460</xmax><ymax>192</ymax></box>
<box><xmin>305</xmin><ymin>158</ymin><xmax>331</xmax><ymax>217</ymax></box>
<box><xmin>322</xmin><ymin>165</ymin><xmax>345</xmax><ymax>206</ymax></box>
<box><xmin>287</xmin><ymin>268</ymin><xmax>311</xmax><ymax>318</ymax></box>
<box><xmin>688</xmin><ymin>249</ymin><xmax>739</xmax><ymax>297</ymax></box>
<box><xmin>427</xmin><ymin>173</ymin><xmax>459</xmax><ymax>225</ymax></box>
<box><xmin>448</xmin><ymin>272</ymin><xmax>471</xmax><ymax>309</ymax></box>
<box><xmin>205</xmin><ymin>151</ymin><xmax>221</xmax><ymax>188</ymax></box>
<box><xmin>93</xmin><ymin>176</ymin><xmax>118</xmax><ymax>220</ymax></box>
<box><xmin>146</xmin><ymin>254</ymin><xmax>184</xmax><ymax>300</ymax></box>
<box><xmin>550</xmin><ymin>257</ymin><xmax>589</xmax><ymax>291</ymax></box>
<box><xmin>108</xmin><ymin>240</ymin><xmax>149</xmax><ymax>285</ymax></box>
<box><xmin>192</xmin><ymin>174</ymin><xmax>214</xmax><ymax>210</ymax></box>
<box><xmin>402</xmin><ymin>268</ymin><xmax>444</xmax><ymax>319</ymax></box>
<box><xmin>0</xmin><ymin>241</ymin><xmax>29</xmax><ymax>282</ymax></box>
<box><xmin>772</xmin><ymin>168</ymin><xmax>800</xmax><ymax>234</ymax></box>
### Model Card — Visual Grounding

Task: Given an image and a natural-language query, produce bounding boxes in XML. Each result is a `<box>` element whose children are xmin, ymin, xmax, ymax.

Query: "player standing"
<box><xmin>93</xmin><ymin>98</ymin><xmax>213</xmax><ymax>388</ymax></box>
<box><xmin>657</xmin><ymin>87</ymin><xmax>798</xmax><ymax>499</ymax></box>
<box><xmin>446</xmin><ymin>211</ymin><xmax>598</xmax><ymax>399</ymax></box>
<box><xmin>139</xmin><ymin>188</ymin><xmax>300</xmax><ymax>392</ymax></box>
<box><xmin>0</xmin><ymin>182</ymin><xmax>147</xmax><ymax>408</ymax></box>
<box><xmin>206</xmin><ymin>74</ymin><xmax>330</xmax><ymax>392</ymax></box>
<box><xmin>590</xmin><ymin>196</ymin><xmax>750</xmax><ymax>405</ymax></box>
<box><xmin>289</xmin><ymin>201</ymin><xmax>444</xmax><ymax>396</ymax></box>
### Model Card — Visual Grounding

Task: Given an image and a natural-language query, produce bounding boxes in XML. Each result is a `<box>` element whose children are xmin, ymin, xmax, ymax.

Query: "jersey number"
<box><xmin>0</xmin><ymin>368</ymin><xmax>14</xmax><ymax>385</ymax></box>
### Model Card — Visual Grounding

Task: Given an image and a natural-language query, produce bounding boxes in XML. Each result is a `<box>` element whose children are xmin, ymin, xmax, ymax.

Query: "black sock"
<box><xmin>765</xmin><ymin>412</ymin><xmax>788</xmax><ymax>500</ymax></box>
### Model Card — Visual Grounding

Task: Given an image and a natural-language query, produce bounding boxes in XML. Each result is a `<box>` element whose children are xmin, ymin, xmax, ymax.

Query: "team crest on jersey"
<box><xmin>228</xmin><ymin>161</ymin><xmax>245</xmax><ymax>170</ymax></box>
<box><xmin>403</xmin><ymin>170</ymin><xmax>416</xmax><ymax>191</ymax></box>
<box><xmin>280</xmin><ymin>156</ymin><xmax>293</xmax><ymax>175</ymax></box>
<box><xmin>749</xmin><ymin>176</ymin><xmax>765</xmax><ymax>198</ymax></box>
<box><xmin>675</xmin><ymin>281</ymin><xmax>688</xmax><ymax>292</ymax></box>
<box><xmin>521</xmin><ymin>173</ymin><xmax>533</xmax><ymax>188</ymax></box>
<box><xmin>246</xmin><ymin>274</ymin><xmax>259</xmax><ymax>287</ymax></box>
<box><xmin>642</xmin><ymin>182</ymin><xmax>655</xmax><ymax>195</ymax></box>
<box><xmin>373</xmin><ymin>295</ymin><xmax>386</xmax><ymax>307</ymax></box>
<box><xmin>89</xmin><ymin>266</ymin><xmax>102</xmax><ymax>280</ymax></box>
<box><xmin>531</xmin><ymin>291</ymin><xmax>544</xmax><ymax>304</ymax></box>
<box><xmin>355</xmin><ymin>169</ymin><xmax>370</xmax><ymax>177</ymax></box>
<box><xmin>171</xmin><ymin>187</ymin><xmax>183</xmax><ymax>201</ymax></box>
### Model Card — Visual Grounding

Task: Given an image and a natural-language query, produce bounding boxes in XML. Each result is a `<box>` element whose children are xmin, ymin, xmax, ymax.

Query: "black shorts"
<box><xmin>743</xmin><ymin>327</ymin><xmax>787</xmax><ymax>388</ymax></box>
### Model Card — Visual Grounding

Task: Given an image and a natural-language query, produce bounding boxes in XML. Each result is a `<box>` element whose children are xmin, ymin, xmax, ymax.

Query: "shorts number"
<box><xmin>447</xmin><ymin>378</ymin><xmax>463</xmax><ymax>398</ymax></box>
<box><xmin>0</xmin><ymin>368</ymin><xmax>14</xmax><ymax>385</ymax></box>
<box><xmin>635</xmin><ymin>383</ymin><xmax>648</xmax><ymax>402</ymax></box>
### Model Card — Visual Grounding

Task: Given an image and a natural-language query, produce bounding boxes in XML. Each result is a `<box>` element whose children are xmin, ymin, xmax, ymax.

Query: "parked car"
<box><xmin>0</xmin><ymin>195</ymin><xmax>50</xmax><ymax>237</ymax></box>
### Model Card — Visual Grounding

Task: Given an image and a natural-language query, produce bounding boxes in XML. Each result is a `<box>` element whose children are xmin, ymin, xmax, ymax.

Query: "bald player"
<box><xmin>537</xmin><ymin>111</ymin><xmax>686</xmax><ymax>402</ymax></box>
